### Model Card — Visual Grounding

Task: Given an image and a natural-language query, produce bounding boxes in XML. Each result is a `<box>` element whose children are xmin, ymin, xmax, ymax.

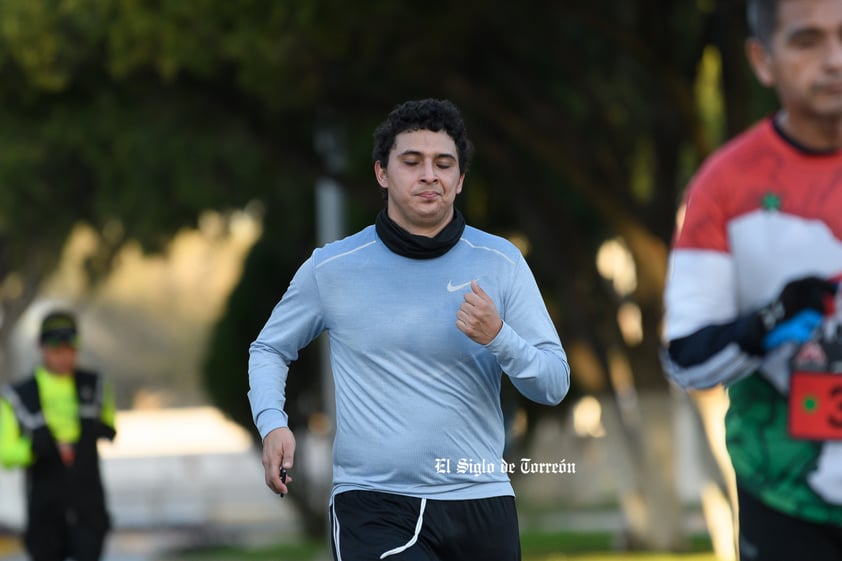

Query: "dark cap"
<box><xmin>39</xmin><ymin>310</ymin><xmax>79</xmax><ymax>347</ymax></box>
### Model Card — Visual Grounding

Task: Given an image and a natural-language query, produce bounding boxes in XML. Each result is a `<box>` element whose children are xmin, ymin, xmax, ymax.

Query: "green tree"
<box><xmin>0</xmin><ymin>0</ymin><xmax>315</xmax><ymax>378</ymax></box>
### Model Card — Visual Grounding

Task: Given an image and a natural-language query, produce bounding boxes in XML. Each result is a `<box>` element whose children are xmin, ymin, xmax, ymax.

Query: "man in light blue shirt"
<box><xmin>249</xmin><ymin>98</ymin><xmax>570</xmax><ymax>560</ymax></box>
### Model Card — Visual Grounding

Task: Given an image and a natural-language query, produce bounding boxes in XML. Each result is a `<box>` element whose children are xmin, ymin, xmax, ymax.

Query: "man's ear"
<box><xmin>746</xmin><ymin>37</ymin><xmax>776</xmax><ymax>87</ymax></box>
<box><xmin>374</xmin><ymin>161</ymin><xmax>388</xmax><ymax>188</ymax></box>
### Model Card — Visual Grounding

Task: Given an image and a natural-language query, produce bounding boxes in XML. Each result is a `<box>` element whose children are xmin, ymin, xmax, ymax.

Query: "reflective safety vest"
<box><xmin>2</xmin><ymin>370</ymin><xmax>115</xmax><ymax>533</ymax></box>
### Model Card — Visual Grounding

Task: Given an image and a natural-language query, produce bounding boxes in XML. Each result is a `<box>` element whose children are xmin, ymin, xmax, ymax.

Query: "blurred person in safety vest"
<box><xmin>1</xmin><ymin>310</ymin><xmax>116</xmax><ymax>561</ymax></box>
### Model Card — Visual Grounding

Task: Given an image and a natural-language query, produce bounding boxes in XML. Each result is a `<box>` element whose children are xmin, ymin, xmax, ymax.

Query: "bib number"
<box><xmin>789</xmin><ymin>371</ymin><xmax>842</xmax><ymax>440</ymax></box>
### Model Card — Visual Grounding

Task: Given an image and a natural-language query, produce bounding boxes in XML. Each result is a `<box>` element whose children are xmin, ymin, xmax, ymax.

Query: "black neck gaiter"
<box><xmin>375</xmin><ymin>209</ymin><xmax>466</xmax><ymax>259</ymax></box>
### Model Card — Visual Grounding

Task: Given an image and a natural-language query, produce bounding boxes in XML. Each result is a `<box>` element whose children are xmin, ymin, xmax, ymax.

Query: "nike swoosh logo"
<box><xmin>447</xmin><ymin>280</ymin><xmax>472</xmax><ymax>292</ymax></box>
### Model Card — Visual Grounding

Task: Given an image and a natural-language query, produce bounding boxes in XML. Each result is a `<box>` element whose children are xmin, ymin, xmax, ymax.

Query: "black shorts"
<box><xmin>738</xmin><ymin>486</ymin><xmax>842</xmax><ymax>561</ymax></box>
<box><xmin>330</xmin><ymin>490</ymin><xmax>521</xmax><ymax>561</ymax></box>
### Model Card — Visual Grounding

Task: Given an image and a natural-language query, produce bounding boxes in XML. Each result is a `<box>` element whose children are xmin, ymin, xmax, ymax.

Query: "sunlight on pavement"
<box><xmin>99</xmin><ymin>407</ymin><xmax>253</xmax><ymax>458</ymax></box>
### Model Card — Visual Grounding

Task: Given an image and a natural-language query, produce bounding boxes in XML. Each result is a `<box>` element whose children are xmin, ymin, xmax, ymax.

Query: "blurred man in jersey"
<box><xmin>662</xmin><ymin>1</ymin><xmax>842</xmax><ymax>559</ymax></box>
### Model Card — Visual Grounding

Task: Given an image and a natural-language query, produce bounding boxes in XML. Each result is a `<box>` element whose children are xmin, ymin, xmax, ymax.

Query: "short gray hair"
<box><xmin>746</xmin><ymin>0</ymin><xmax>780</xmax><ymax>47</ymax></box>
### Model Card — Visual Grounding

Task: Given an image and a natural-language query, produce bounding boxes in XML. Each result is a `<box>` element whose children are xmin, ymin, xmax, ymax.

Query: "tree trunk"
<box><xmin>601</xmin><ymin>369</ymin><xmax>686</xmax><ymax>551</ymax></box>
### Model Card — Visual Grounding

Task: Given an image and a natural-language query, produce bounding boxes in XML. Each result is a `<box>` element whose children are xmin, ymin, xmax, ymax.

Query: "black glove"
<box><xmin>737</xmin><ymin>276</ymin><xmax>838</xmax><ymax>355</ymax></box>
<box><xmin>758</xmin><ymin>276</ymin><xmax>837</xmax><ymax>329</ymax></box>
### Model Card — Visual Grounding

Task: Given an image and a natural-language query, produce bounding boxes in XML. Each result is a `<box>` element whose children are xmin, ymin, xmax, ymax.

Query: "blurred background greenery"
<box><xmin>0</xmin><ymin>0</ymin><xmax>776</xmax><ymax>559</ymax></box>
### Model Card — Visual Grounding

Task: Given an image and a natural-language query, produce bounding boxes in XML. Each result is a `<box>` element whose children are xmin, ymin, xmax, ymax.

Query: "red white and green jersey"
<box><xmin>662</xmin><ymin>116</ymin><xmax>842</xmax><ymax>524</ymax></box>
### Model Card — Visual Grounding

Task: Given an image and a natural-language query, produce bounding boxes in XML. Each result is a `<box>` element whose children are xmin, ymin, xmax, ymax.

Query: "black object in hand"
<box><xmin>738</xmin><ymin>276</ymin><xmax>838</xmax><ymax>355</ymax></box>
<box><xmin>758</xmin><ymin>276</ymin><xmax>838</xmax><ymax>330</ymax></box>
<box><xmin>279</xmin><ymin>467</ymin><xmax>287</xmax><ymax>498</ymax></box>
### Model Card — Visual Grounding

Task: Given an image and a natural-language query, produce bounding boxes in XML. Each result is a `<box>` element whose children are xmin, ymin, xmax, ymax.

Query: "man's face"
<box><xmin>375</xmin><ymin>129</ymin><xmax>465</xmax><ymax>237</ymax></box>
<box><xmin>751</xmin><ymin>0</ymin><xmax>842</xmax><ymax>121</ymax></box>
<box><xmin>42</xmin><ymin>344</ymin><xmax>78</xmax><ymax>375</ymax></box>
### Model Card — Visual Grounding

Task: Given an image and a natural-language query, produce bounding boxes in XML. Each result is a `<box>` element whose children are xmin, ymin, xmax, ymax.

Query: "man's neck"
<box><xmin>776</xmin><ymin>111</ymin><xmax>842</xmax><ymax>152</ymax></box>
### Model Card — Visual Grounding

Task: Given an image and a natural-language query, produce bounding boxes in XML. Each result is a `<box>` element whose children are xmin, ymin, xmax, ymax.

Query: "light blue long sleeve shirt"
<box><xmin>248</xmin><ymin>224</ymin><xmax>570</xmax><ymax>500</ymax></box>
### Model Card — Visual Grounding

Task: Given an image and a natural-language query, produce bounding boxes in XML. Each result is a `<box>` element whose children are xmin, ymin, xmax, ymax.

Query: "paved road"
<box><xmin>0</xmin><ymin>529</ymin><xmax>180</xmax><ymax>561</ymax></box>
<box><xmin>0</xmin><ymin>516</ymin><xmax>300</xmax><ymax>561</ymax></box>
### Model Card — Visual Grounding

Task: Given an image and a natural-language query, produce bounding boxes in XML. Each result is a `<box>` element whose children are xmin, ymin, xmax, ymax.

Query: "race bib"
<box><xmin>783</xmin><ymin>281</ymin><xmax>842</xmax><ymax>440</ymax></box>
<box><xmin>789</xmin><ymin>370</ymin><xmax>842</xmax><ymax>440</ymax></box>
<box><xmin>788</xmin><ymin>319</ymin><xmax>842</xmax><ymax>440</ymax></box>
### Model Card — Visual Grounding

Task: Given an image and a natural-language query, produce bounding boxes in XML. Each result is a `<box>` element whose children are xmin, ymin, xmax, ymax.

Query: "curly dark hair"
<box><xmin>372</xmin><ymin>99</ymin><xmax>474</xmax><ymax>174</ymax></box>
<box><xmin>746</xmin><ymin>0</ymin><xmax>780</xmax><ymax>47</ymax></box>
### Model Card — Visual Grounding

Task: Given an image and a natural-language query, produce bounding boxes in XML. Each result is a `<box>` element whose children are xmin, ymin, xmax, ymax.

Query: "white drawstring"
<box><xmin>380</xmin><ymin>498</ymin><xmax>427</xmax><ymax>559</ymax></box>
